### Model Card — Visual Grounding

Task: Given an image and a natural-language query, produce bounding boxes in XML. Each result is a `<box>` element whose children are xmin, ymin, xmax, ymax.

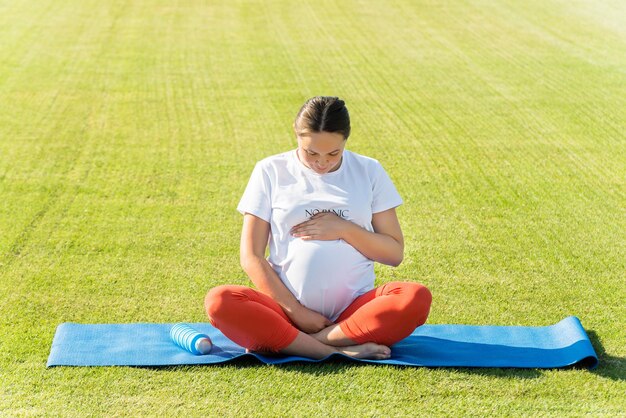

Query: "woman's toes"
<box><xmin>341</xmin><ymin>343</ymin><xmax>391</xmax><ymax>360</ymax></box>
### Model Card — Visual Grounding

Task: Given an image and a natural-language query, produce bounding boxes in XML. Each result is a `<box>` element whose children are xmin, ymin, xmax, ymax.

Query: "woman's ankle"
<box><xmin>280</xmin><ymin>332</ymin><xmax>340</xmax><ymax>359</ymax></box>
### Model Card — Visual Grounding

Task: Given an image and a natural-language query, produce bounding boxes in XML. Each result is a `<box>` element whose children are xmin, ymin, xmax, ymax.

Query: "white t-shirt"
<box><xmin>237</xmin><ymin>149</ymin><xmax>403</xmax><ymax>321</ymax></box>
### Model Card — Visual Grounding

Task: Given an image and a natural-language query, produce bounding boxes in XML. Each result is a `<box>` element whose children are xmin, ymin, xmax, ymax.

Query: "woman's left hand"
<box><xmin>290</xmin><ymin>212</ymin><xmax>352</xmax><ymax>241</ymax></box>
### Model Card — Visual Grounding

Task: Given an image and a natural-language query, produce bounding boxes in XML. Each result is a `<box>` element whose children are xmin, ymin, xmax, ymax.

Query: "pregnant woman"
<box><xmin>205</xmin><ymin>96</ymin><xmax>432</xmax><ymax>360</ymax></box>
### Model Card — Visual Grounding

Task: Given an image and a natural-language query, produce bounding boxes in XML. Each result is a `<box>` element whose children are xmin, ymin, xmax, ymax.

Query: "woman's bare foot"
<box><xmin>340</xmin><ymin>343</ymin><xmax>391</xmax><ymax>360</ymax></box>
<box><xmin>278</xmin><ymin>332</ymin><xmax>391</xmax><ymax>360</ymax></box>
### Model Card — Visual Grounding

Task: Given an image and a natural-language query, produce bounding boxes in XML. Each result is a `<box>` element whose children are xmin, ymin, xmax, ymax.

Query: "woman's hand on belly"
<box><xmin>286</xmin><ymin>303</ymin><xmax>334</xmax><ymax>334</ymax></box>
<box><xmin>290</xmin><ymin>212</ymin><xmax>354</xmax><ymax>241</ymax></box>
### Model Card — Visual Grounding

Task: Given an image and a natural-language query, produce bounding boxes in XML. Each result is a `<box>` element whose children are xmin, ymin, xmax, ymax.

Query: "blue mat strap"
<box><xmin>46</xmin><ymin>316</ymin><xmax>598</xmax><ymax>369</ymax></box>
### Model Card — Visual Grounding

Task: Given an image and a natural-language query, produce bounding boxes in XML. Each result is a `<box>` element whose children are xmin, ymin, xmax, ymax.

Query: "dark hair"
<box><xmin>293</xmin><ymin>96</ymin><xmax>351</xmax><ymax>140</ymax></box>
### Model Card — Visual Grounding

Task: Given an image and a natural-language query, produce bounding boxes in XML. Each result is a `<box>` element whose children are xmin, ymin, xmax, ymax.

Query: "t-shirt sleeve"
<box><xmin>237</xmin><ymin>162</ymin><xmax>272</xmax><ymax>222</ymax></box>
<box><xmin>371</xmin><ymin>161</ymin><xmax>403</xmax><ymax>214</ymax></box>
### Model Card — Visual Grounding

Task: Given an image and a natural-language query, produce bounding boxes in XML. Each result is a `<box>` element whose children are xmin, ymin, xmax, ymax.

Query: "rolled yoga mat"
<box><xmin>169</xmin><ymin>323</ymin><xmax>213</xmax><ymax>355</ymax></box>
<box><xmin>46</xmin><ymin>316</ymin><xmax>598</xmax><ymax>369</ymax></box>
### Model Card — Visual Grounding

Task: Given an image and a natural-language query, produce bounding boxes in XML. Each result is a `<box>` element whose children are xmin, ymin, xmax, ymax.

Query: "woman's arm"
<box><xmin>345</xmin><ymin>208</ymin><xmax>404</xmax><ymax>266</ymax></box>
<box><xmin>240</xmin><ymin>213</ymin><xmax>333</xmax><ymax>332</ymax></box>
<box><xmin>290</xmin><ymin>208</ymin><xmax>404</xmax><ymax>266</ymax></box>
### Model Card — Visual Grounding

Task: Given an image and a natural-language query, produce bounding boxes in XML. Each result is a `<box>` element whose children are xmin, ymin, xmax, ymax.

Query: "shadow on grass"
<box><xmin>153</xmin><ymin>355</ymin><xmax>361</xmax><ymax>374</ymax></box>
<box><xmin>587</xmin><ymin>330</ymin><xmax>626</xmax><ymax>382</ymax></box>
<box><xmin>433</xmin><ymin>366</ymin><xmax>543</xmax><ymax>379</ymax></box>
<box><xmin>155</xmin><ymin>357</ymin><xmax>544</xmax><ymax>378</ymax></box>
<box><xmin>280</xmin><ymin>362</ymin><xmax>545</xmax><ymax>379</ymax></box>
<box><xmin>154</xmin><ymin>351</ymin><xmax>609</xmax><ymax>379</ymax></box>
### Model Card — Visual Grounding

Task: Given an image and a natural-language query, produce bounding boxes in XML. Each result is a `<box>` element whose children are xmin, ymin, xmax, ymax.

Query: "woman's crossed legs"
<box><xmin>204</xmin><ymin>281</ymin><xmax>432</xmax><ymax>360</ymax></box>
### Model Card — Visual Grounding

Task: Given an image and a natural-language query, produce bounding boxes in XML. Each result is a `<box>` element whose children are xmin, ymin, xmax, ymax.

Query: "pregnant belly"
<box><xmin>282</xmin><ymin>238</ymin><xmax>373</xmax><ymax>320</ymax></box>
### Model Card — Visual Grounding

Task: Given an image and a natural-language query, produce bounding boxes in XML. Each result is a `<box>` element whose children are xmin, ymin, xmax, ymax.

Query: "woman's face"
<box><xmin>296</xmin><ymin>131</ymin><xmax>346</xmax><ymax>175</ymax></box>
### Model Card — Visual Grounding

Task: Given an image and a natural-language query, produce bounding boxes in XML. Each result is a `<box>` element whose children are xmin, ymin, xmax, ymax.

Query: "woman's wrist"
<box><xmin>281</xmin><ymin>300</ymin><xmax>303</xmax><ymax>319</ymax></box>
<box><xmin>340</xmin><ymin>219</ymin><xmax>362</xmax><ymax>242</ymax></box>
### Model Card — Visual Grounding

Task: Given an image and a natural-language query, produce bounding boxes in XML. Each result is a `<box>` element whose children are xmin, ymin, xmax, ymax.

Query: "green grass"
<box><xmin>1</xmin><ymin>0</ymin><xmax>625</xmax><ymax>415</ymax></box>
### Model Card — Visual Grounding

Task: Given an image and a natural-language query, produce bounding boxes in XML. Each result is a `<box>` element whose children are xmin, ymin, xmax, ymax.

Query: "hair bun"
<box><xmin>294</xmin><ymin>96</ymin><xmax>351</xmax><ymax>140</ymax></box>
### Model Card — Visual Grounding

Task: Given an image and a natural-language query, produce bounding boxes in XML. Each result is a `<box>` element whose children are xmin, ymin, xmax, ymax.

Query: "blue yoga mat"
<box><xmin>47</xmin><ymin>316</ymin><xmax>598</xmax><ymax>369</ymax></box>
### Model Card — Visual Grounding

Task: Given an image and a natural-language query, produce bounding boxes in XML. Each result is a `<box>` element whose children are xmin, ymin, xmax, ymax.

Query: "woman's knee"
<box><xmin>387</xmin><ymin>281</ymin><xmax>432</xmax><ymax>323</ymax></box>
<box><xmin>408</xmin><ymin>283</ymin><xmax>432</xmax><ymax>325</ymax></box>
<box><xmin>409</xmin><ymin>282</ymin><xmax>432</xmax><ymax>306</ymax></box>
<box><xmin>204</xmin><ymin>285</ymin><xmax>248</xmax><ymax>322</ymax></box>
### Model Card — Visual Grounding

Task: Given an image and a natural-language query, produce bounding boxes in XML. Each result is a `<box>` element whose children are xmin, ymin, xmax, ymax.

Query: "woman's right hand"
<box><xmin>286</xmin><ymin>304</ymin><xmax>333</xmax><ymax>334</ymax></box>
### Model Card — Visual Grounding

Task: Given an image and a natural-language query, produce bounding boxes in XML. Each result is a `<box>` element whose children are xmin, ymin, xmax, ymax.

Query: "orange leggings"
<box><xmin>205</xmin><ymin>281</ymin><xmax>432</xmax><ymax>352</ymax></box>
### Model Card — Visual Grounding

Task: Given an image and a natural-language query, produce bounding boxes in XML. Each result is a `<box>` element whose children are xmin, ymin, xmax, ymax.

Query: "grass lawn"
<box><xmin>1</xmin><ymin>0</ymin><xmax>625</xmax><ymax>415</ymax></box>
